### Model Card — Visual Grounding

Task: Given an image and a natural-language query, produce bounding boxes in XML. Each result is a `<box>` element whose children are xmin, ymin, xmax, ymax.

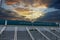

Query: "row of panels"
<box><xmin>0</xmin><ymin>26</ymin><xmax>60</xmax><ymax>40</ymax></box>
<box><xmin>0</xmin><ymin>20</ymin><xmax>59</xmax><ymax>26</ymax></box>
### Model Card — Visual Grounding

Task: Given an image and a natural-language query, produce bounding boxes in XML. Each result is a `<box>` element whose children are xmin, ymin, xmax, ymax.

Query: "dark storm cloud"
<box><xmin>0</xmin><ymin>7</ymin><xmax>17</xmax><ymax>17</ymax></box>
<box><xmin>49</xmin><ymin>0</ymin><xmax>60</xmax><ymax>9</ymax></box>
<box><xmin>37</xmin><ymin>10</ymin><xmax>60</xmax><ymax>22</ymax></box>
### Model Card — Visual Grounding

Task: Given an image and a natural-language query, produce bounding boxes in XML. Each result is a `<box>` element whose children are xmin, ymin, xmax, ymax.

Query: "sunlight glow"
<box><xmin>4</xmin><ymin>0</ymin><xmax>48</xmax><ymax>21</ymax></box>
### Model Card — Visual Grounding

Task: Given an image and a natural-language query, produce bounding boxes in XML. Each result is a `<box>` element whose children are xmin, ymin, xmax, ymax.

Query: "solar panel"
<box><xmin>0</xmin><ymin>26</ymin><xmax>60</xmax><ymax>40</ymax></box>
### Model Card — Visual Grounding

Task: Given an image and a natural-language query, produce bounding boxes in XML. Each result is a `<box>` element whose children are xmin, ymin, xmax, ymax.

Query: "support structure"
<box><xmin>44</xmin><ymin>28</ymin><xmax>60</xmax><ymax>38</ymax></box>
<box><xmin>0</xmin><ymin>26</ymin><xmax>6</xmax><ymax>34</ymax></box>
<box><xmin>56</xmin><ymin>22</ymin><xmax>60</xmax><ymax>27</ymax></box>
<box><xmin>14</xmin><ymin>27</ymin><xmax>17</xmax><ymax>40</ymax></box>
<box><xmin>0</xmin><ymin>20</ymin><xmax>7</xmax><ymax>34</ymax></box>
<box><xmin>5</xmin><ymin>20</ymin><xmax>7</xmax><ymax>26</ymax></box>
<box><xmin>35</xmin><ymin>28</ymin><xmax>51</xmax><ymax>40</ymax></box>
<box><xmin>26</xmin><ymin>27</ymin><xmax>35</xmax><ymax>40</ymax></box>
<box><xmin>55</xmin><ymin>28</ymin><xmax>60</xmax><ymax>33</ymax></box>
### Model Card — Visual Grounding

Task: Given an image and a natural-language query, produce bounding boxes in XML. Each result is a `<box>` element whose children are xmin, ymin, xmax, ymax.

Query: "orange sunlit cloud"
<box><xmin>4</xmin><ymin>0</ymin><xmax>51</xmax><ymax>22</ymax></box>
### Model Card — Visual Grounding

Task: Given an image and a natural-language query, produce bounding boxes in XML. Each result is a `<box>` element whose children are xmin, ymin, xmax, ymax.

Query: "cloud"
<box><xmin>0</xmin><ymin>0</ymin><xmax>60</xmax><ymax>22</ymax></box>
<box><xmin>37</xmin><ymin>10</ymin><xmax>60</xmax><ymax>22</ymax></box>
<box><xmin>49</xmin><ymin>0</ymin><xmax>60</xmax><ymax>9</ymax></box>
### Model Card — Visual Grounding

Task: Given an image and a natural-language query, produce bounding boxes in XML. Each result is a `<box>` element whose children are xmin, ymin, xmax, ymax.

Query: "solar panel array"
<box><xmin>0</xmin><ymin>26</ymin><xmax>60</xmax><ymax>40</ymax></box>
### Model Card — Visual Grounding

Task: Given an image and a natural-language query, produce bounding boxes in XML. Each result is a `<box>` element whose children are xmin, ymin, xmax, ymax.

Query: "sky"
<box><xmin>0</xmin><ymin>0</ymin><xmax>60</xmax><ymax>22</ymax></box>
<box><xmin>49</xmin><ymin>0</ymin><xmax>60</xmax><ymax>9</ymax></box>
